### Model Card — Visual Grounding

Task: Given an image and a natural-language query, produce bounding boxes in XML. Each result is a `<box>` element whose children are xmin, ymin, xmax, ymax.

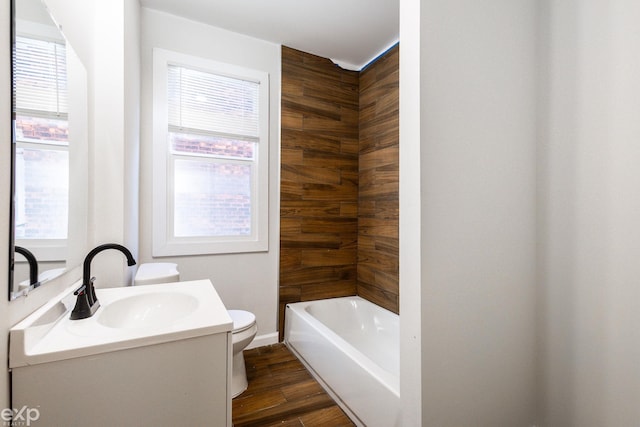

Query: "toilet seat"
<box><xmin>228</xmin><ymin>310</ymin><xmax>256</xmax><ymax>334</ymax></box>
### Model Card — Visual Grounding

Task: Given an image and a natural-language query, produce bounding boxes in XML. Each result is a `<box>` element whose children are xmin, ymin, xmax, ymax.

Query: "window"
<box><xmin>152</xmin><ymin>49</ymin><xmax>269</xmax><ymax>256</ymax></box>
<box><xmin>13</xmin><ymin>35</ymin><xmax>69</xmax><ymax>259</ymax></box>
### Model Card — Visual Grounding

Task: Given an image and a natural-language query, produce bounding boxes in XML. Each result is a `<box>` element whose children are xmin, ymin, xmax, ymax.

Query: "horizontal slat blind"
<box><xmin>168</xmin><ymin>65</ymin><xmax>260</xmax><ymax>139</ymax></box>
<box><xmin>14</xmin><ymin>36</ymin><xmax>68</xmax><ymax>118</ymax></box>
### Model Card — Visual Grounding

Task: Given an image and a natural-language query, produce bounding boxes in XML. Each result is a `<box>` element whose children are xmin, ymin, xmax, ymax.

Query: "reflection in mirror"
<box><xmin>9</xmin><ymin>0</ymin><xmax>88</xmax><ymax>299</ymax></box>
<box><xmin>14</xmin><ymin>246</ymin><xmax>39</xmax><ymax>289</ymax></box>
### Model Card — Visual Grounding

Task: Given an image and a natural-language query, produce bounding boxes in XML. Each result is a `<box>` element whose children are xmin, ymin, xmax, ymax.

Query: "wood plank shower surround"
<box><xmin>279</xmin><ymin>45</ymin><xmax>399</xmax><ymax>336</ymax></box>
<box><xmin>357</xmin><ymin>45</ymin><xmax>399</xmax><ymax>313</ymax></box>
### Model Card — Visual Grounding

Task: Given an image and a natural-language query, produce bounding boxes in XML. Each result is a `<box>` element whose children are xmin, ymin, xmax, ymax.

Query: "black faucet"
<box><xmin>70</xmin><ymin>243</ymin><xmax>136</xmax><ymax>320</ymax></box>
<box><xmin>14</xmin><ymin>246</ymin><xmax>40</xmax><ymax>288</ymax></box>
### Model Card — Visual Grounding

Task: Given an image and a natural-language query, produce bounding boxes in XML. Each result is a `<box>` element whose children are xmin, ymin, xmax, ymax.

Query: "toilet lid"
<box><xmin>135</xmin><ymin>263</ymin><xmax>179</xmax><ymax>281</ymax></box>
<box><xmin>228</xmin><ymin>310</ymin><xmax>256</xmax><ymax>332</ymax></box>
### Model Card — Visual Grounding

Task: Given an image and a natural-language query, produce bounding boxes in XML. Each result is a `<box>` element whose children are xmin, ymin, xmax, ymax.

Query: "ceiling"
<box><xmin>139</xmin><ymin>0</ymin><xmax>399</xmax><ymax>71</ymax></box>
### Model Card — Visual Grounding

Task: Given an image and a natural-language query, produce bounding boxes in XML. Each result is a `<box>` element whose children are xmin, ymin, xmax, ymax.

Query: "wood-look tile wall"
<box><xmin>279</xmin><ymin>45</ymin><xmax>399</xmax><ymax>336</ymax></box>
<box><xmin>279</xmin><ymin>47</ymin><xmax>360</xmax><ymax>336</ymax></box>
<box><xmin>357</xmin><ymin>46</ymin><xmax>400</xmax><ymax>314</ymax></box>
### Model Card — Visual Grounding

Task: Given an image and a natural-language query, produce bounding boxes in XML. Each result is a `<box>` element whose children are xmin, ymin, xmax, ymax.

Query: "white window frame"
<box><xmin>152</xmin><ymin>48</ymin><xmax>269</xmax><ymax>256</ymax></box>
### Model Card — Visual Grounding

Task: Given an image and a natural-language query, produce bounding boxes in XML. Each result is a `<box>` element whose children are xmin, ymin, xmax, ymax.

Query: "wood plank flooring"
<box><xmin>232</xmin><ymin>344</ymin><xmax>355</xmax><ymax>427</ymax></box>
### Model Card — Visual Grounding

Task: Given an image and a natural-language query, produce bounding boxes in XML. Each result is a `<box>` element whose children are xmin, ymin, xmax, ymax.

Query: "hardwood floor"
<box><xmin>232</xmin><ymin>344</ymin><xmax>355</xmax><ymax>427</ymax></box>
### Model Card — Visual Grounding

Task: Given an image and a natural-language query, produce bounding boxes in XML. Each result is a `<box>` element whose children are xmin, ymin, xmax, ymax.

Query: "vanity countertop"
<box><xmin>9</xmin><ymin>279</ymin><xmax>232</xmax><ymax>368</ymax></box>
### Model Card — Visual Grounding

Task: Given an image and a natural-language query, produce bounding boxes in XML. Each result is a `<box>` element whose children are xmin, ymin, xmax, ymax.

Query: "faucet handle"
<box><xmin>74</xmin><ymin>284</ymin><xmax>87</xmax><ymax>295</ymax></box>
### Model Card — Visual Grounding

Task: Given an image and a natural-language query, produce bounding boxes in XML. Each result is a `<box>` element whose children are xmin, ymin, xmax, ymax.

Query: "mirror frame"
<box><xmin>8</xmin><ymin>0</ymin><xmax>17</xmax><ymax>300</ymax></box>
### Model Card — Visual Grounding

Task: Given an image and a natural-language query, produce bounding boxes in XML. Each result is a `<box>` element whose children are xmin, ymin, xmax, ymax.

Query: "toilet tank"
<box><xmin>134</xmin><ymin>263</ymin><xmax>180</xmax><ymax>286</ymax></box>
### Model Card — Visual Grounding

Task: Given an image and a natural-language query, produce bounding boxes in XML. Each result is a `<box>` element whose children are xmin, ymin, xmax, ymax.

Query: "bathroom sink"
<box><xmin>9</xmin><ymin>279</ymin><xmax>233</xmax><ymax>368</ymax></box>
<box><xmin>97</xmin><ymin>292</ymin><xmax>199</xmax><ymax>329</ymax></box>
<box><xmin>10</xmin><ymin>279</ymin><xmax>234</xmax><ymax>427</ymax></box>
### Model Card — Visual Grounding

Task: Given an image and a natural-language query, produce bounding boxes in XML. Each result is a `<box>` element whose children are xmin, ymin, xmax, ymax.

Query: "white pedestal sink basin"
<box><xmin>9</xmin><ymin>279</ymin><xmax>233</xmax><ymax>427</ymax></box>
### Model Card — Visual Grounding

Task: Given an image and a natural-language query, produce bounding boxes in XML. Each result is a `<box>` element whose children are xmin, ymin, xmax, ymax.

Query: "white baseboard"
<box><xmin>246</xmin><ymin>332</ymin><xmax>279</xmax><ymax>350</ymax></box>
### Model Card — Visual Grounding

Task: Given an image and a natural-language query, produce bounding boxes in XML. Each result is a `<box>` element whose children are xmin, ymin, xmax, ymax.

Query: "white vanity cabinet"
<box><xmin>10</xmin><ymin>280</ymin><xmax>233</xmax><ymax>427</ymax></box>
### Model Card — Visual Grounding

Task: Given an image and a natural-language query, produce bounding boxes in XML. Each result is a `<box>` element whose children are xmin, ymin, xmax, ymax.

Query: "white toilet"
<box><xmin>133</xmin><ymin>263</ymin><xmax>180</xmax><ymax>285</ymax></box>
<box><xmin>133</xmin><ymin>263</ymin><xmax>257</xmax><ymax>398</ymax></box>
<box><xmin>227</xmin><ymin>309</ymin><xmax>258</xmax><ymax>398</ymax></box>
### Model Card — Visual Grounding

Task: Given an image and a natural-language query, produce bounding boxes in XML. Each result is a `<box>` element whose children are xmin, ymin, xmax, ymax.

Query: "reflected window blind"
<box><xmin>167</xmin><ymin>65</ymin><xmax>260</xmax><ymax>140</ymax></box>
<box><xmin>14</xmin><ymin>36</ymin><xmax>68</xmax><ymax>118</ymax></box>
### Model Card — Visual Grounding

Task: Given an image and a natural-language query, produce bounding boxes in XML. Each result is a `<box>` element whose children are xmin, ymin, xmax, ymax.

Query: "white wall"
<box><xmin>401</xmin><ymin>0</ymin><xmax>538</xmax><ymax>424</ymax></box>
<box><xmin>90</xmin><ymin>0</ymin><xmax>140</xmax><ymax>288</ymax></box>
<box><xmin>398</xmin><ymin>0</ymin><xmax>422</xmax><ymax>424</ymax></box>
<box><xmin>538</xmin><ymin>0</ymin><xmax>640</xmax><ymax>425</ymax></box>
<box><xmin>46</xmin><ymin>0</ymin><xmax>140</xmax><ymax>290</ymax></box>
<box><xmin>123</xmin><ymin>0</ymin><xmax>141</xmax><ymax>280</ymax></box>
<box><xmin>139</xmin><ymin>9</ymin><xmax>281</xmax><ymax>345</ymax></box>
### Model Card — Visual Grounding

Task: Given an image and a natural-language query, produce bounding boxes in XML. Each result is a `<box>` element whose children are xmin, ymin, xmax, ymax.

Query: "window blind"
<box><xmin>14</xmin><ymin>36</ymin><xmax>68</xmax><ymax>118</ymax></box>
<box><xmin>167</xmin><ymin>65</ymin><xmax>260</xmax><ymax>140</ymax></box>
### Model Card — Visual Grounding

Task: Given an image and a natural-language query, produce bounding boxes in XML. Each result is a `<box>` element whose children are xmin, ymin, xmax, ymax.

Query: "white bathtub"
<box><xmin>284</xmin><ymin>296</ymin><xmax>400</xmax><ymax>427</ymax></box>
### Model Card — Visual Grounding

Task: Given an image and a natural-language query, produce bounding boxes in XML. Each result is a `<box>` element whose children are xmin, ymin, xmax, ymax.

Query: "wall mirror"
<box><xmin>9</xmin><ymin>0</ymin><xmax>89</xmax><ymax>300</ymax></box>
